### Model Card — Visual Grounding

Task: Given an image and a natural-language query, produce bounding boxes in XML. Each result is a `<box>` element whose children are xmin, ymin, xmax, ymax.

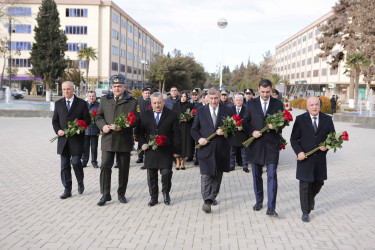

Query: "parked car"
<box><xmin>11</xmin><ymin>89</ymin><xmax>24</xmax><ymax>99</ymax></box>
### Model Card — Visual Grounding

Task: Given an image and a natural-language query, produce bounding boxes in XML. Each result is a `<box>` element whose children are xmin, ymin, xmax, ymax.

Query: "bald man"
<box><xmin>52</xmin><ymin>81</ymin><xmax>90</xmax><ymax>199</ymax></box>
<box><xmin>290</xmin><ymin>96</ymin><xmax>335</xmax><ymax>222</ymax></box>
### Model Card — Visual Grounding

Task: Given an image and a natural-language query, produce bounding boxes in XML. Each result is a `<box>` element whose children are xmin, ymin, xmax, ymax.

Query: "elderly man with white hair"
<box><xmin>52</xmin><ymin>81</ymin><xmax>90</xmax><ymax>199</ymax></box>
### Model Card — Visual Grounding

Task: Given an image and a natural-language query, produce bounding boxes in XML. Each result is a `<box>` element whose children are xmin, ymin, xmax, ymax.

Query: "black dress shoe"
<box><xmin>118</xmin><ymin>195</ymin><xmax>128</xmax><ymax>203</ymax></box>
<box><xmin>302</xmin><ymin>213</ymin><xmax>310</xmax><ymax>222</ymax></box>
<box><xmin>136</xmin><ymin>159</ymin><xmax>143</xmax><ymax>163</ymax></box>
<box><xmin>212</xmin><ymin>199</ymin><xmax>218</xmax><ymax>206</ymax></box>
<box><xmin>202</xmin><ymin>202</ymin><xmax>211</xmax><ymax>213</ymax></box>
<box><xmin>163</xmin><ymin>193</ymin><xmax>171</xmax><ymax>205</ymax></box>
<box><xmin>92</xmin><ymin>164</ymin><xmax>99</xmax><ymax>168</ymax></box>
<box><xmin>243</xmin><ymin>168</ymin><xmax>249</xmax><ymax>173</ymax></box>
<box><xmin>113</xmin><ymin>163</ymin><xmax>118</xmax><ymax>168</ymax></box>
<box><xmin>148</xmin><ymin>198</ymin><xmax>158</xmax><ymax>206</ymax></box>
<box><xmin>78</xmin><ymin>183</ymin><xmax>84</xmax><ymax>194</ymax></box>
<box><xmin>97</xmin><ymin>195</ymin><xmax>112</xmax><ymax>206</ymax></box>
<box><xmin>82</xmin><ymin>164</ymin><xmax>87</xmax><ymax>168</ymax></box>
<box><xmin>266</xmin><ymin>208</ymin><xmax>278</xmax><ymax>217</ymax></box>
<box><xmin>60</xmin><ymin>191</ymin><xmax>72</xmax><ymax>199</ymax></box>
<box><xmin>253</xmin><ymin>203</ymin><xmax>263</xmax><ymax>211</ymax></box>
<box><xmin>194</xmin><ymin>161</ymin><xmax>199</xmax><ymax>166</ymax></box>
<box><xmin>140</xmin><ymin>165</ymin><xmax>146</xmax><ymax>170</ymax></box>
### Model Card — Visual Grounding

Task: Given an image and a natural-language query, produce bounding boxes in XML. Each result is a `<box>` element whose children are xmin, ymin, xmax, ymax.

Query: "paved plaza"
<box><xmin>0</xmin><ymin>109</ymin><xmax>374</xmax><ymax>249</ymax></box>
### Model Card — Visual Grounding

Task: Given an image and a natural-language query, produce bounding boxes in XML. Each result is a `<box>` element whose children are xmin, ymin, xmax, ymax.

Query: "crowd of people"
<box><xmin>52</xmin><ymin>74</ymin><xmax>336</xmax><ymax>223</ymax></box>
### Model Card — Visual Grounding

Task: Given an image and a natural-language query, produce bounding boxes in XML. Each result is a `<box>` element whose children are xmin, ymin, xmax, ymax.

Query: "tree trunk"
<box><xmin>86</xmin><ymin>60</ymin><xmax>89</xmax><ymax>94</ymax></box>
<box><xmin>162</xmin><ymin>78</ymin><xmax>165</xmax><ymax>94</ymax></box>
<box><xmin>45</xmin><ymin>78</ymin><xmax>51</xmax><ymax>102</ymax></box>
<box><xmin>353</xmin><ymin>65</ymin><xmax>360</xmax><ymax>106</ymax></box>
<box><xmin>365</xmin><ymin>81</ymin><xmax>370</xmax><ymax>102</ymax></box>
<box><xmin>158</xmin><ymin>80</ymin><xmax>161</xmax><ymax>93</ymax></box>
<box><xmin>348</xmin><ymin>68</ymin><xmax>355</xmax><ymax>108</ymax></box>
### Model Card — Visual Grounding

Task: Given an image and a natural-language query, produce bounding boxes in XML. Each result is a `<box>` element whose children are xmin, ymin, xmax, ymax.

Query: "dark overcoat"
<box><xmin>190</xmin><ymin>103</ymin><xmax>232</xmax><ymax>176</ymax></box>
<box><xmin>172</xmin><ymin>101</ymin><xmax>195</xmax><ymax>158</ymax></box>
<box><xmin>52</xmin><ymin>95</ymin><xmax>90</xmax><ymax>155</ymax></box>
<box><xmin>137</xmin><ymin>107</ymin><xmax>181</xmax><ymax>169</ymax></box>
<box><xmin>86</xmin><ymin>101</ymin><xmax>100</xmax><ymax>136</ymax></box>
<box><xmin>242</xmin><ymin>96</ymin><xmax>284</xmax><ymax>165</ymax></box>
<box><xmin>137</xmin><ymin>96</ymin><xmax>151</xmax><ymax>113</ymax></box>
<box><xmin>229</xmin><ymin>105</ymin><xmax>249</xmax><ymax>147</ymax></box>
<box><xmin>192</xmin><ymin>101</ymin><xmax>203</xmax><ymax>110</ymax></box>
<box><xmin>290</xmin><ymin>111</ymin><xmax>335</xmax><ymax>182</ymax></box>
<box><xmin>95</xmin><ymin>91</ymin><xmax>139</xmax><ymax>152</ymax></box>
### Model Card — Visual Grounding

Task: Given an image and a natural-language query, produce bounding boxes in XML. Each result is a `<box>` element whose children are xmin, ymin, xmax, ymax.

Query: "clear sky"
<box><xmin>113</xmin><ymin>0</ymin><xmax>338</xmax><ymax>73</ymax></box>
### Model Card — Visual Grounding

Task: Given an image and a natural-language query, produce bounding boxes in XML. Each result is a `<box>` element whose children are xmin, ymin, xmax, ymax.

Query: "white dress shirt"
<box><xmin>260</xmin><ymin>97</ymin><xmax>270</xmax><ymax>113</ymax></box>
<box><xmin>310</xmin><ymin>114</ymin><xmax>319</xmax><ymax>128</ymax></box>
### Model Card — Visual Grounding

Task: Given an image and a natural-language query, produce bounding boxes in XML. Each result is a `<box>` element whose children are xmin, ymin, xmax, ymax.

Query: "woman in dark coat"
<box><xmin>172</xmin><ymin>91</ymin><xmax>195</xmax><ymax>170</ymax></box>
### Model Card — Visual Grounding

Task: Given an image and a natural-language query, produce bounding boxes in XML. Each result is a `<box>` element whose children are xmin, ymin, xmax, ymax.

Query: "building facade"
<box><xmin>274</xmin><ymin>12</ymin><xmax>372</xmax><ymax>102</ymax></box>
<box><xmin>0</xmin><ymin>0</ymin><xmax>163</xmax><ymax>93</ymax></box>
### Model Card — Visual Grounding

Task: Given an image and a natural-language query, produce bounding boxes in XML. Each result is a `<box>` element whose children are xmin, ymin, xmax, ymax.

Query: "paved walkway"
<box><xmin>0</xmin><ymin>109</ymin><xmax>374</xmax><ymax>249</ymax></box>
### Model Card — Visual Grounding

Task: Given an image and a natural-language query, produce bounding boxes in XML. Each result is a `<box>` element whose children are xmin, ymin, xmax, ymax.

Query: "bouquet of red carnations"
<box><xmin>242</xmin><ymin>109</ymin><xmax>293</xmax><ymax>147</ymax></box>
<box><xmin>179</xmin><ymin>108</ymin><xmax>196</xmax><ymax>122</ymax></box>
<box><xmin>50</xmin><ymin>119</ymin><xmax>88</xmax><ymax>143</ymax></box>
<box><xmin>137</xmin><ymin>134</ymin><xmax>167</xmax><ymax>155</ymax></box>
<box><xmin>114</xmin><ymin>111</ymin><xmax>136</xmax><ymax>130</ymax></box>
<box><xmin>280</xmin><ymin>135</ymin><xmax>287</xmax><ymax>150</ymax></box>
<box><xmin>232</xmin><ymin>114</ymin><xmax>243</xmax><ymax>130</ymax></box>
<box><xmin>90</xmin><ymin>110</ymin><xmax>98</xmax><ymax>124</ymax></box>
<box><xmin>296</xmin><ymin>131</ymin><xmax>349</xmax><ymax>160</ymax></box>
<box><xmin>196</xmin><ymin>115</ymin><xmax>238</xmax><ymax>149</ymax></box>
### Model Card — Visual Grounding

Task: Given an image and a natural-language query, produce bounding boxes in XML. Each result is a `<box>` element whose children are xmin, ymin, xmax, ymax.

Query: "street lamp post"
<box><xmin>140</xmin><ymin>59</ymin><xmax>147</xmax><ymax>89</ymax></box>
<box><xmin>217</xmin><ymin>18</ymin><xmax>228</xmax><ymax>90</ymax></box>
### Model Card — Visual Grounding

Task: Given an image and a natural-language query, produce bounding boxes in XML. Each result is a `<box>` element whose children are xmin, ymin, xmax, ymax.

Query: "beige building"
<box><xmin>274</xmin><ymin>11</ymin><xmax>372</xmax><ymax>103</ymax></box>
<box><xmin>0</xmin><ymin>0</ymin><xmax>163</xmax><ymax>93</ymax></box>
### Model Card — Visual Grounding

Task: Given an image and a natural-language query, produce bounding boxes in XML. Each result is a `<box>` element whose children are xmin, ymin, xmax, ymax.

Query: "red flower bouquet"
<box><xmin>90</xmin><ymin>110</ymin><xmax>98</xmax><ymax>124</ymax></box>
<box><xmin>280</xmin><ymin>136</ymin><xmax>287</xmax><ymax>150</ymax></box>
<box><xmin>137</xmin><ymin>134</ymin><xmax>167</xmax><ymax>155</ymax></box>
<box><xmin>296</xmin><ymin>131</ymin><xmax>349</xmax><ymax>160</ymax></box>
<box><xmin>50</xmin><ymin>119</ymin><xmax>88</xmax><ymax>142</ymax></box>
<box><xmin>114</xmin><ymin>111</ymin><xmax>136</xmax><ymax>130</ymax></box>
<box><xmin>243</xmin><ymin>109</ymin><xmax>293</xmax><ymax>147</ymax></box>
<box><xmin>179</xmin><ymin>108</ymin><xmax>196</xmax><ymax>122</ymax></box>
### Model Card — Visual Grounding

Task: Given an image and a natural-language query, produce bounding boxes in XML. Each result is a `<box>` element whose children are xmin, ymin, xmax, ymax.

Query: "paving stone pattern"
<box><xmin>0</xmin><ymin>109</ymin><xmax>374</xmax><ymax>249</ymax></box>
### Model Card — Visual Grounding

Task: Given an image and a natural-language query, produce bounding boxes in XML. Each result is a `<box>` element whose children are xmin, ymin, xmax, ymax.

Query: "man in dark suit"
<box><xmin>81</xmin><ymin>91</ymin><xmax>100</xmax><ymax>168</ymax></box>
<box><xmin>95</xmin><ymin>74</ymin><xmax>139</xmax><ymax>206</ymax></box>
<box><xmin>191</xmin><ymin>88</ymin><xmax>233</xmax><ymax>213</ymax></box>
<box><xmin>164</xmin><ymin>86</ymin><xmax>180</xmax><ymax>110</ymax></box>
<box><xmin>229</xmin><ymin>94</ymin><xmax>249</xmax><ymax>172</ymax></box>
<box><xmin>52</xmin><ymin>81</ymin><xmax>90</xmax><ymax>199</ymax></box>
<box><xmin>136</xmin><ymin>88</ymin><xmax>151</xmax><ymax>166</ymax></box>
<box><xmin>191</xmin><ymin>88</ymin><xmax>203</xmax><ymax>165</ymax></box>
<box><xmin>242</xmin><ymin>79</ymin><xmax>284</xmax><ymax>216</ymax></box>
<box><xmin>290</xmin><ymin>96</ymin><xmax>335</xmax><ymax>222</ymax></box>
<box><xmin>330</xmin><ymin>95</ymin><xmax>337</xmax><ymax>115</ymax></box>
<box><xmin>137</xmin><ymin>92</ymin><xmax>181</xmax><ymax>206</ymax></box>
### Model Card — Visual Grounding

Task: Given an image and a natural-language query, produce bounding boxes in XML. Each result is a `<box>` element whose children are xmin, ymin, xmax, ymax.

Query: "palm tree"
<box><xmin>77</xmin><ymin>47</ymin><xmax>97</xmax><ymax>93</ymax></box>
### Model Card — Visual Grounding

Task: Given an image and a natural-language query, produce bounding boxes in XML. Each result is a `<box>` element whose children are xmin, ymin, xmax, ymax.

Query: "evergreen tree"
<box><xmin>29</xmin><ymin>0</ymin><xmax>67</xmax><ymax>101</ymax></box>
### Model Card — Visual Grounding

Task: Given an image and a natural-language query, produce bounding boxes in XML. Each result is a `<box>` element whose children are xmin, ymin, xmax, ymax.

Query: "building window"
<box><xmin>127</xmin><ymin>66</ymin><xmax>132</xmax><ymax>73</ymax></box>
<box><xmin>134</xmin><ymin>41</ymin><xmax>138</xmax><ymax>49</ymax></box>
<box><xmin>302</xmin><ymin>48</ymin><xmax>306</xmax><ymax>54</ymax></box>
<box><xmin>297</xmin><ymin>61</ymin><xmax>300</xmax><ymax>67</ymax></box>
<box><xmin>314</xmin><ymin>56</ymin><xmax>320</xmax><ymax>63</ymax></box>
<box><xmin>133</xmin><ymin>67</ymin><xmax>137</xmax><ymax>74</ymax></box>
<box><xmin>315</xmin><ymin>29</ymin><xmax>320</xmax><ymax>36</ymax></box>
<box><xmin>10</xmin><ymin>24</ymin><xmax>31</xmax><ymax>33</ymax></box>
<box><xmin>121</xmin><ymin>49</ymin><xmax>126</xmax><ymax>58</ymax></box>
<box><xmin>330</xmin><ymin>68</ymin><xmax>338</xmax><ymax>75</ymax></box>
<box><xmin>302</xmin><ymin>59</ymin><xmax>305</xmax><ymax>66</ymax></box>
<box><xmin>307</xmin><ymin>58</ymin><xmax>312</xmax><ymax>65</ymax></box>
<box><xmin>66</xmin><ymin>43</ymin><xmax>87</xmax><ymax>51</ymax></box>
<box><xmin>307</xmin><ymin>71</ymin><xmax>311</xmax><ymax>77</ymax></box>
<box><xmin>66</xmin><ymin>8</ymin><xmax>87</xmax><ymax>17</ymax></box>
<box><xmin>322</xmin><ymin>68</ymin><xmax>327</xmax><ymax>76</ymax></box>
<box><xmin>308</xmin><ymin>45</ymin><xmax>312</xmax><ymax>52</ymax></box>
<box><xmin>297</xmin><ymin>50</ymin><xmax>300</xmax><ymax>56</ymax></box>
<box><xmin>9</xmin><ymin>58</ymin><xmax>31</xmax><ymax>67</ymax></box>
<box><xmin>291</xmin><ymin>73</ymin><xmax>295</xmax><ymax>79</ymax></box>
<box><xmin>146</xmin><ymin>36</ymin><xmax>150</xmax><ymax>45</ymax></box>
<box><xmin>128</xmin><ymin>23</ymin><xmax>133</xmax><ymax>33</ymax></box>
<box><xmin>65</xmin><ymin>26</ymin><xmax>87</xmax><ymax>35</ymax></box>
<box><xmin>69</xmin><ymin>60</ymin><xmax>86</xmax><ymax>69</ymax></box>
<box><xmin>296</xmin><ymin>73</ymin><xmax>300</xmax><ymax>78</ymax></box>
<box><xmin>292</xmin><ymin>62</ymin><xmax>295</xmax><ymax>68</ymax></box>
<box><xmin>138</xmin><ymin>68</ymin><xmax>141</xmax><ymax>75</ymax></box>
<box><xmin>127</xmin><ymin>38</ymin><xmax>132</xmax><ymax>47</ymax></box>
<box><xmin>139</xmin><ymin>31</ymin><xmax>142</xmax><ymax>39</ymax></box>
<box><xmin>313</xmin><ymin>70</ymin><xmax>319</xmax><ymax>77</ymax></box>
<box><xmin>120</xmin><ymin>64</ymin><xmax>125</xmax><ymax>72</ymax></box>
<box><xmin>112</xmin><ymin>46</ymin><xmax>119</xmax><ymax>56</ymax></box>
<box><xmin>331</xmin><ymin>50</ymin><xmax>339</xmax><ymax>57</ymax></box>
<box><xmin>112</xmin><ymin>62</ymin><xmax>118</xmax><ymax>71</ymax></box>
<box><xmin>127</xmin><ymin>51</ymin><xmax>132</xmax><ymax>60</ymax></box>
<box><xmin>134</xmin><ymin>27</ymin><xmax>138</xmax><ymax>37</ymax></box>
<box><xmin>292</xmin><ymin>52</ymin><xmax>296</xmax><ymax>58</ymax></box>
<box><xmin>322</xmin><ymin>56</ymin><xmax>327</xmax><ymax>62</ymax></box>
<box><xmin>121</xmin><ymin>19</ymin><xmax>126</xmax><ymax>28</ymax></box>
<box><xmin>139</xmin><ymin>44</ymin><xmax>142</xmax><ymax>52</ymax></box>
<box><xmin>301</xmin><ymin>72</ymin><xmax>305</xmax><ymax>78</ymax></box>
<box><xmin>112</xmin><ymin>29</ymin><xmax>119</xmax><ymax>40</ymax></box>
<box><xmin>288</xmin><ymin>64</ymin><xmax>290</xmax><ymax>69</ymax></box>
<box><xmin>308</xmin><ymin>32</ymin><xmax>313</xmax><ymax>39</ymax></box>
<box><xmin>9</xmin><ymin>41</ymin><xmax>31</xmax><ymax>50</ymax></box>
<box><xmin>314</xmin><ymin>43</ymin><xmax>320</xmax><ymax>50</ymax></box>
<box><xmin>303</xmin><ymin>36</ymin><xmax>306</xmax><ymax>42</ymax></box>
<box><xmin>292</xmin><ymin>41</ymin><xmax>296</xmax><ymax>47</ymax></box>
<box><xmin>298</xmin><ymin>38</ymin><xmax>301</xmax><ymax>45</ymax></box>
<box><xmin>112</xmin><ymin>12</ymin><xmax>119</xmax><ymax>24</ymax></box>
<box><xmin>8</xmin><ymin>7</ymin><xmax>31</xmax><ymax>16</ymax></box>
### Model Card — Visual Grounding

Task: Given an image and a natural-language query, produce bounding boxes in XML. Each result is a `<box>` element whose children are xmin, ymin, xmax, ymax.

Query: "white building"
<box><xmin>0</xmin><ymin>0</ymin><xmax>164</xmax><ymax>93</ymax></box>
<box><xmin>274</xmin><ymin>11</ymin><xmax>373</xmax><ymax>102</ymax></box>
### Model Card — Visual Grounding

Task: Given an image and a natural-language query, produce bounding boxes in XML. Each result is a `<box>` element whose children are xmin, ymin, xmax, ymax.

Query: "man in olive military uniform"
<box><xmin>95</xmin><ymin>74</ymin><xmax>139</xmax><ymax>206</ymax></box>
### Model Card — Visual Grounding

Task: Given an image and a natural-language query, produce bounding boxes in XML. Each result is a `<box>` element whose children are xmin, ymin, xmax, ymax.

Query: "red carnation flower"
<box><xmin>285</xmin><ymin>103</ymin><xmax>289</xmax><ymax>107</ymax></box>
<box><xmin>236</xmin><ymin>120</ymin><xmax>242</xmax><ymax>126</ymax></box>
<box><xmin>280</xmin><ymin>144</ymin><xmax>286</xmax><ymax>150</ymax></box>
<box><xmin>128</xmin><ymin>112</ymin><xmax>134</xmax><ymax>116</ymax></box>
<box><xmin>191</xmin><ymin>109</ymin><xmax>196</xmax><ymax>115</ymax></box>
<box><xmin>233</xmin><ymin>114</ymin><xmax>240</xmax><ymax>121</ymax></box>
<box><xmin>149</xmin><ymin>105</ymin><xmax>152</xmax><ymax>109</ymax></box>
<box><xmin>288</xmin><ymin>107</ymin><xmax>293</xmax><ymax>111</ymax></box>
<box><xmin>77</xmin><ymin>120</ymin><xmax>88</xmax><ymax>129</ymax></box>
<box><xmin>91</xmin><ymin>110</ymin><xmax>98</xmax><ymax>117</ymax></box>
<box><xmin>283</xmin><ymin>110</ymin><xmax>288</xmax><ymax>115</ymax></box>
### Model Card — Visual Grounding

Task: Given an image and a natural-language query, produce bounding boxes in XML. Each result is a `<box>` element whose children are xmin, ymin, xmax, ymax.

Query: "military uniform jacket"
<box><xmin>290</xmin><ymin>112</ymin><xmax>335</xmax><ymax>182</ymax></box>
<box><xmin>242</xmin><ymin>96</ymin><xmax>284</xmax><ymax>165</ymax></box>
<box><xmin>229</xmin><ymin>105</ymin><xmax>249</xmax><ymax>147</ymax></box>
<box><xmin>137</xmin><ymin>108</ymin><xmax>181</xmax><ymax>169</ymax></box>
<box><xmin>96</xmin><ymin>91</ymin><xmax>139</xmax><ymax>152</ymax></box>
<box><xmin>191</xmin><ymin>103</ymin><xmax>232</xmax><ymax>176</ymax></box>
<box><xmin>52</xmin><ymin>95</ymin><xmax>90</xmax><ymax>155</ymax></box>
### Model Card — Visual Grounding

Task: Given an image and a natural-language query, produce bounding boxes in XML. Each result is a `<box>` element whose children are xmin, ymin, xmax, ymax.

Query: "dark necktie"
<box><xmin>115</xmin><ymin>97</ymin><xmax>119</xmax><ymax>103</ymax></box>
<box><xmin>212</xmin><ymin>107</ymin><xmax>217</xmax><ymax>127</ymax></box>
<box><xmin>313</xmin><ymin>116</ymin><xmax>318</xmax><ymax>132</ymax></box>
<box><xmin>237</xmin><ymin>108</ymin><xmax>240</xmax><ymax>115</ymax></box>
<box><xmin>263</xmin><ymin>101</ymin><xmax>267</xmax><ymax>116</ymax></box>
<box><xmin>67</xmin><ymin>100</ymin><xmax>70</xmax><ymax>112</ymax></box>
<box><xmin>155</xmin><ymin>112</ymin><xmax>160</xmax><ymax>125</ymax></box>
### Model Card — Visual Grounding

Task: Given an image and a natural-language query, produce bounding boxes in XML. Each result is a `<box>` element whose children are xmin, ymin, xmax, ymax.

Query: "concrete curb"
<box><xmin>333</xmin><ymin>112</ymin><xmax>375</xmax><ymax>128</ymax></box>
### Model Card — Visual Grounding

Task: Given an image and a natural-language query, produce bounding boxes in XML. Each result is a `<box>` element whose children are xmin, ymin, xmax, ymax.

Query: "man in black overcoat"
<box><xmin>136</xmin><ymin>87</ymin><xmax>151</xmax><ymax>166</ymax></box>
<box><xmin>191</xmin><ymin>88</ymin><xmax>203</xmax><ymax>165</ymax></box>
<box><xmin>290</xmin><ymin>96</ymin><xmax>335</xmax><ymax>222</ymax></box>
<box><xmin>191</xmin><ymin>88</ymin><xmax>233</xmax><ymax>213</ymax></box>
<box><xmin>52</xmin><ymin>81</ymin><xmax>90</xmax><ymax>199</ymax></box>
<box><xmin>137</xmin><ymin>92</ymin><xmax>181</xmax><ymax>206</ymax></box>
<box><xmin>242</xmin><ymin>79</ymin><xmax>284</xmax><ymax>216</ymax></box>
<box><xmin>229</xmin><ymin>93</ymin><xmax>249</xmax><ymax>172</ymax></box>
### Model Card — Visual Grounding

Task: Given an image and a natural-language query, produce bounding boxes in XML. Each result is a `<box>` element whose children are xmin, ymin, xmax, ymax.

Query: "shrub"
<box><xmin>130</xmin><ymin>90</ymin><xmax>142</xmax><ymax>99</ymax></box>
<box><xmin>290</xmin><ymin>98</ymin><xmax>305</xmax><ymax>108</ymax></box>
<box><xmin>293</xmin><ymin>96</ymin><xmax>335</xmax><ymax>114</ymax></box>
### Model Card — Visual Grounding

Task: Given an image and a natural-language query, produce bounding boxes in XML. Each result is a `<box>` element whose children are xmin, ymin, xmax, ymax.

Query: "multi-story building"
<box><xmin>274</xmin><ymin>11</ymin><xmax>371</xmax><ymax>102</ymax></box>
<box><xmin>0</xmin><ymin>0</ymin><xmax>163</xmax><ymax>93</ymax></box>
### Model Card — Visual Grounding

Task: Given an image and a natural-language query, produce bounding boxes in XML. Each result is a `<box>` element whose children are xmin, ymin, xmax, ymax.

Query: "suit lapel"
<box><xmin>239</xmin><ymin>106</ymin><xmax>246</xmax><ymax>118</ymax></box>
<box><xmin>255</xmin><ymin>97</ymin><xmax>265</xmax><ymax>118</ymax></box>
<box><xmin>216</xmin><ymin>104</ymin><xmax>225</xmax><ymax>128</ymax></box>
<box><xmin>317</xmin><ymin>112</ymin><xmax>325</xmax><ymax>133</ymax></box>
<box><xmin>205</xmin><ymin>105</ymin><xmax>215</xmax><ymax>129</ymax></box>
<box><xmin>157</xmin><ymin>108</ymin><xmax>168</xmax><ymax>127</ymax></box>
<box><xmin>266</xmin><ymin>97</ymin><xmax>275</xmax><ymax>116</ymax></box>
<box><xmin>304</xmin><ymin>112</ymin><xmax>316</xmax><ymax>133</ymax></box>
<box><xmin>67</xmin><ymin>95</ymin><xmax>78</xmax><ymax>115</ymax></box>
